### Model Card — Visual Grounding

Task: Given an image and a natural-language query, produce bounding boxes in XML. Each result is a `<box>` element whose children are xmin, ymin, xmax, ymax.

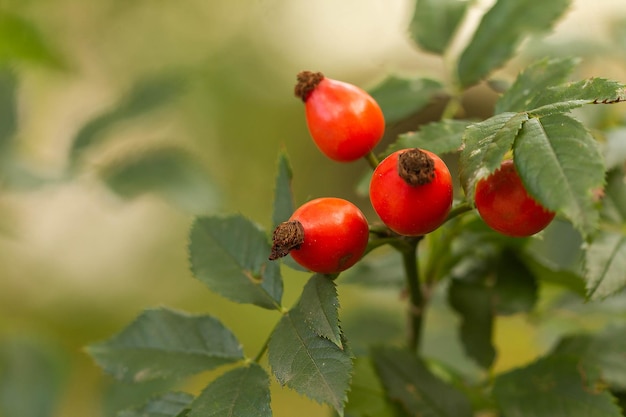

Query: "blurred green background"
<box><xmin>1</xmin><ymin>1</ymin><xmax>626</xmax><ymax>416</ymax></box>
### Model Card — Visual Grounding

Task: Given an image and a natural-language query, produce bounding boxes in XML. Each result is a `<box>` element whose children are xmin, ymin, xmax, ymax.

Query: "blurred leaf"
<box><xmin>388</xmin><ymin>119</ymin><xmax>471</xmax><ymax>156</ymax></box>
<box><xmin>601</xmin><ymin>168</ymin><xmax>626</xmax><ymax>223</ymax></box>
<box><xmin>369</xmin><ymin>76</ymin><xmax>443</xmax><ymax>123</ymax></box>
<box><xmin>0</xmin><ymin>11</ymin><xmax>65</xmax><ymax>68</ymax></box>
<box><xmin>522</xmin><ymin>255</ymin><xmax>586</xmax><ymax>296</ymax></box>
<box><xmin>584</xmin><ymin>231</ymin><xmax>626</xmax><ymax>300</ymax></box>
<box><xmin>345</xmin><ymin>357</ymin><xmax>400</xmax><ymax>417</ymax></box>
<box><xmin>513</xmin><ymin>114</ymin><xmax>605</xmax><ymax>236</ymax></box>
<box><xmin>408</xmin><ymin>0</ymin><xmax>469</xmax><ymax>54</ymax></box>
<box><xmin>0</xmin><ymin>337</ymin><xmax>68</xmax><ymax>417</ymax></box>
<box><xmin>341</xmin><ymin>249</ymin><xmax>404</xmax><ymax>288</ymax></box>
<box><xmin>448</xmin><ymin>280</ymin><xmax>496</xmax><ymax>369</ymax></box>
<box><xmin>527</xmin><ymin>78</ymin><xmax>625</xmax><ymax>116</ymax></box>
<box><xmin>459</xmin><ymin>112</ymin><xmax>528</xmax><ymax>201</ymax></box>
<box><xmin>552</xmin><ymin>327</ymin><xmax>626</xmax><ymax>390</ymax></box>
<box><xmin>372</xmin><ymin>347</ymin><xmax>473</xmax><ymax>417</ymax></box>
<box><xmin>118</xmin><ymin>392</ymin><xmax>194</xmax><ymax>417</ymax></box>
<box><xmin>189</xmin><ymin>214</ymin><xmax>283</xmax><ymax>310</ymax></box>
<box><xmin>103</xmin><ymin>378</ymin><xmax>177</xmax><ymax>417</ymax></box>
<box><xmin>297</xmin><ymin>274</ymin><xmax>342</xmax><ymax>348</ymax></box>
<box><xmin>0</xmin><ymin>67</ymin><xmax>17</xmax><ymax>148</ymax></box>
<box><xmin>87</xmin><ymin>308</ymin><xmax>244</xmax><ymax>382</ymax></box>
<box><xmin>268</xmin><ymin>308</ymin><xmax>352</xmax><ymax>415</ymax></box>
<box><xmin>100</xmin><ymin>147</ymin><xmax>219</xmax><ymax>215</ymax></box>
<box><xmin>70</xmin><ymin>73</ymin><xmax>186</xmax><ymax>167</ymax></box>
<box><xmin>189</xmin><ymin>364</ymin><xmax>271</xmax><ymax>417</ymax></box>
<box><xmin>493</xmin><ymin>355</ymin><xmax>622</xmax><ymax>417</ymax></box>
<box><xmin>611</xmin><ymin>16</ymin><xmax>626</xmax><ymax>51</ymax></box>
<box><xmin>457</xmin><ymin>0</ymin><xmax>571</xmax><ymax>87</ymax></box>
<box><xmin>495</xmin><ymin>57</ymin><xmax>579</xmax><ymax>113</ymax></box>
<box><xmin>493</xmin><ymin>251</ymin><xmax>538</xmax><ymax>315</ymax></box>
<box><xmin>603</xmin><ymin>129</ymin><xmax>626</xmax><ymax>171</ymax></box>
<box><xmin>272</xmin><ymin>150</ymin><xmax>295</xmax><ymax>227</ymax></box>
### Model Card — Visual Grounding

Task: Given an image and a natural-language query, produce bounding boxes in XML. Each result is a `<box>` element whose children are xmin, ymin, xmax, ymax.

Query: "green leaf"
<box><xmin>103</xmin><ymin>379</ymin><xmax>177</xmax><ymax>417</ymax></box>
<box><xmin>0</xmin><ymin>337</ymin><xmax>68</xmax><ymax>417</ymax></box>
<box><xmin>448</xmin><ymin>280</ymin><xmax>496</xmax><ymax>369</ymax></box>
<box><xmin>69</xmin><ymin>73</ymin><xmax>186</xmax><ymax>167</ymax></box>
<box><xmin>513</xmin><ymin>114</ymin><xmax>605</xmax><ymax>236</ymax></box>
<box><xmin>100</xmin><ymin>147</ymin><xmax>219</xmax><ymax>215</ymax></box>
<box><xmin>552</xmin><ymin>327</ymin><xmax>626</xmax><ymax>390</ymax></box>
<box><xmin>189</xmin><ymin>214</ymin><xmax>283</xmax><ymax>310</ymax></box>
<box><xmin>341</xmin><ymin>249</ymin><xmax>405</xmax><ymax>288</ymax></box>
<box><xmin>457</xmin><ymin>0</ymin><xmax>571</xmax><ymax>87</ymax></box>
<box><xmin>372</xmin><ymin>347</ymin><xmax>473</xmax><ymax>417</ymax></box>
<box><xmin>368</xmin><ymin>76</ymin><xmax>443</xmax><ymax>123</ymax></box>
<box><xmin>272</xmin><ymin>150</ymin><xmax>295</xmax><ymax>228</ymax></box>
<box><xmin>189</xmin><ymin>364</ymin><xmax>271</xmax><ymax>417</ymax></box>
<box><xmin>460</xmin><ymin>112</ymin><xmax>528</xmax><ymax>201</ymax></box>
<box><xmin>118</xmin><ymin>392</ymin><xmax>194</xmax><ymax>417</ymax></box>
<box><xmin>584</xmin><ymin>231</ymin><xmax>626</xmax><ymax>300</ymax></box>
<box><xmin>387</xmin><ymin>119</ymin><xmax>471</xmax><ymax>156</ymax></box>
<box><xmin>409</xmin><ymin>0</ymin><xmax>469</xmax><ymax>54</ymax></box>
<box><xmin>493</xmin><ymin>251</ymin><xmax>538</xmax><ymax>315</ymax></box>
<box><xmin>527</xmin><ymin>78</ymin><xmax>625</xmax><ymax>116</ymax></box>
<box><xmin>0</xmin><ymin>67</ymin><xmax>17</xmax><ymax>148</ymax></box>
<box><xmin>603</xmin><ymin>129</ymin><xmax>626</xmax><ymax>172</ymax></box>
<box><xmin>268</xmin><ymin>309</ymin><xmax>352</xmax><ymax>415</ymax></box>
<box><xmin>493</xmin><ymin>355</ymin><xmax>623</xmax><ymax>417</ymax></box>
<box><xmin>495</xmin><ymin>57</ymin><xmax>579</xmax><ymax>113</ymax></box>
<box><xmin>601</xmin><ymin>168</ymin><xmax>626</xmax><ymax>223</ymax></box>
<box><xmin>297</xmin><ymin>274</ymin><xmax>342</xmax><ymax>348</ymax></box>
<box><xmin>87</xmin><ymin>307</ymin><xmax>244</xmax><ymax>382</ymax></box>
<box><xmin>521</xmin><ymin>254</ymin><xmax>586</xmax><ymax>297</ymax></box>
<box><xmin>344</xmin><ymin>357</ymin><xmax>399</xmax><ymax>417</ymax></box>
<box><xmin>0</xmin><ymin>11</ymin><xmax>66</xmax><ymax>68</ymax></box>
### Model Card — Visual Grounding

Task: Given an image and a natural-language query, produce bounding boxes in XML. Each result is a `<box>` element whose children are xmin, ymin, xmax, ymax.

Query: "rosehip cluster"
<box><xmin>269</xmin><ymin>71</ymin><xmax>554</xmax><ymax>274</ymax></box>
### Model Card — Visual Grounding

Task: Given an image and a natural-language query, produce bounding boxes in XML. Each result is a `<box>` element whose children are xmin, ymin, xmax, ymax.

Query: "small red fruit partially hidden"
<box><xmin>474</xmin><ymin>159</ymin><xmax>555</xmax><ymax>237</ymax></box>
<box><xmin>295</xmin><ymin>71</ymin><xmax>385</xmax><ymax>162</ymax></box>
<box><xmin>269</xmin><ymin>197</ymin><xmax>369</xmax><ymax>274</ymax></box>
<box><xmin>369</xmin><ymin>148</ymin><xmax>453</xmax><ymax>236</ymax></box>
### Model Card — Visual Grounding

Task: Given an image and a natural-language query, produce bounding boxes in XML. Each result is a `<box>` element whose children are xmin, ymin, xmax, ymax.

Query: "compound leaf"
<box><xmin>268</xmin><ymin>309</ymin><xmax>352</xmax><ymax>415</ymax></box>
<box><xmin>372</xmin><ymin>347</ymin><xmax>473</xmax><ymax>417</ymax></box>
<box><xmin>369</xmin><ymin>76</ymin><xmax>443</xmax><ymax>123</ymax></box>
<box><xmin>118</xmin><ymin>392</ymin><xmax>194</xmax><ymax>417</ymax></box>
<box><xmin>513</xmin><ymin>114</ymin><xmax>605</xmax><ymax>236</ymax></box>
<box><xmin>87</xmin><ymin>308</ymin><xmax>244</xmax><ymax>382</ymax></box>
<box><xmin>297</xmin><ymin>274</ymin><xmax>342</xmax><ymax>348</ymax></box>
<box><xmin>457</xmin><ymin>0</ymin><xmax>571</xmax><ymax>87</ymax></box>
<box><xmin>552</xmin><ymin>327</ymin><xmax>626</xmax><ymax>390</ymax></box>
<box><xmin>460</xmin><ymin>112</ymin><xmax>528</xmax><ymax>201</ymax></box>
<box><xmin>495</xmin><ymin>57</ymin><xmax>579</xmax><ymax>113</ymax></box>
<box><xmin>409</xmin><ymin>0</ymin><xmax>469</xmax><ymax>54</ymax></box>
<box><xmin>584</xmin><ymin>231</ymin><xmax>626</xmax><ymax>300</ymax></box>
<box><xmin>493</xmin><ymin>355</ymin><xmax>622</xmax><ymax>417</ymax></box>
<box><xmin>189</xmin><ymin>215</ymin><xmax>283</xmax><ymax>310</ymax></box>
<box><xmin>188</xmin><ymin>364</ymin><xmax>271</xmax><ymax>417</ymax></box>
<box><xmin>100</xmin><ymin>147</ymin><xmax>219</xmax><ymax>215</ymax></box>
<box><xmin>448</xmin><ymin>280</ymin><xmax>496</xmax><ymax>369</ymax></box>
<box><xmin>388</xmin><ymin>119</ymin><xmax>471</xmax><ymax>156</ymax></box>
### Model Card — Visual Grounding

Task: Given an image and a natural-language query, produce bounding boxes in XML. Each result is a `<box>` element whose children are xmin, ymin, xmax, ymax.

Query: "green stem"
<box><xmin>400</xmin><ymin>238</ymin><xmax>425</xmax><ymax>352</ymax></box>
<box><xmin>444</xmin><ymin>201</ymin><xmax>473</xmax><ymax>223</ymax></box>
<box><xmin>365</xmin><ymin>151</ymin><xmax>380</xmax><ymax>170</ymax></box>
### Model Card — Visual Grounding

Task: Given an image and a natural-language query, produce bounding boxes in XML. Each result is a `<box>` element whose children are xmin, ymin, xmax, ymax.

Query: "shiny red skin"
<box><xmin>304</xmin><ymin>77</ymin><xmax>385</xmax><ymax>162</ymax></box>
<box><xmin>289</xmin><ymin>198</ymin><xmax>369</xmax><ymax>274</ymax></box>
<box><xmin>369</xmin><ymin>149</ymin><xmax>453</xmax><ymax>236</ymax></box>
<box><xmin>475</xmin><ymin>160</ymin><xmax>556</xmax><ymax>237</ymax></box>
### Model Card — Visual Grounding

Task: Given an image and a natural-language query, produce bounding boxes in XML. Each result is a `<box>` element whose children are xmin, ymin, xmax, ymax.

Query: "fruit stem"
<box><xmin>444</xmin><ymin>201</ymin><xmax>473</xmax><ymax>223</ymax></box>
<box><xmin>400</xmin><ymin>238</ymin><xmax>425</xmax><ymax>353</ymax></box>
<box><xmin>365</xmin><ymin>151</ymin><xmax>380</xmax><ymax>170</ymax></box>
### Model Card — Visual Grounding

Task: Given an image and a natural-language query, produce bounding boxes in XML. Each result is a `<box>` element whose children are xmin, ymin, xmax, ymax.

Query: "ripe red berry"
<box><xmin>369</xmin><ymin>148</ymin><xmax>453</xmax><ymax>236</ymax></box>
<box><xmin>269</xmin><ymin>197</ymin><xmax>369</xmax><ymax>274</ymax></box>
<box><xmin>294</xmin><ymin>71</ymin><xmax>385</xmax><ymax>162</ymax></box>
<box><xmin>474</xmin><ymin>159</ymin><xmax>555</xmax><ymax>237</ymax></box>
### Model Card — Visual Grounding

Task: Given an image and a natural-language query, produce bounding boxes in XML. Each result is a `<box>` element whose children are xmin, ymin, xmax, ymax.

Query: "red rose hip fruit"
<box><xmin>294</xmin><ymin>71</ymin><xmax>385</xmax><ymax>162</ymax></box>
<box><xmin>269</xmin><ymin>197</ymin><xmax>369</xmax><ymax>274</ymax></box>
<box><xmin>474</xmin><ymin>159</ymin><xmax>555</xmax><ymax>237</ymax></box>
<box><xmin>369</xmin><ymin>148</ymin><xmax>453</xmax><ymax>236</ymax></box>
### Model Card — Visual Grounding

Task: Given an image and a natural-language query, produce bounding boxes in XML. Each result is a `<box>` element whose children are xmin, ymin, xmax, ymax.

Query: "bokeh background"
<box><xmin>1</xmin><ymin>0</ymin><xmax>626</xmax><ymax>416</ymax></box>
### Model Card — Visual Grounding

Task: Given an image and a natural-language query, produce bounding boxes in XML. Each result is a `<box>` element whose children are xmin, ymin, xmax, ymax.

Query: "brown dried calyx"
<box><xmin>269</xmin><ymin>220</ymin><xmax>305</xmax><ymax>260</ymax></box>
<box><xmin>398</xmin><ymin>148</ymin><xmax>435</xmax><ymax>186</ymax></box>
<box><xmin>294</xmin><ymin>71</ymin><xmax>325</xmax><ymax>102</ymax></box>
